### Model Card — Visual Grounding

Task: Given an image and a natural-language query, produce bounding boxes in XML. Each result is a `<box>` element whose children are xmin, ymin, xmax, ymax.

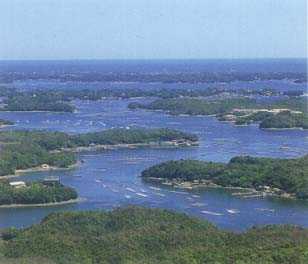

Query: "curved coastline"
<box><xmin>144</xmin><ymin>177</ymin><xmax>297</xmax><ymax>200</ymax></box>
<box><xmin>61</xmin><ymin>140</ymin><xmax>199</xmax><ymax>153</ymax></box>
<box><xmin>0</xmin><ymin>163</ymin><xmax>79</xmax><ymax>179</ymax></box>
<box><xmin>0</xmin><ymin>198</ymin><xmax>85</xmax><ymax>209</ymax></box>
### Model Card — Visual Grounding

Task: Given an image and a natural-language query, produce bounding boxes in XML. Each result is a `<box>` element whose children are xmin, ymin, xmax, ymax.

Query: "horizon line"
<box><xmin>0</xmin><ymin>57</ymin><xmax>307</xmax><ymax>62</ymax></box>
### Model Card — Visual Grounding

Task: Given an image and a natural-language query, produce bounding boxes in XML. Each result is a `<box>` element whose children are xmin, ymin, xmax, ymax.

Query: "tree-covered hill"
<box><xmin>129</xmin><ymin>97</ymin><xmax>308</xmax><ymax>129</ymax></box>
<box><xmin>141</xmin><ymin>155</ymin><xmax>308</xmax><ymax>199</ymax></box>
<box><xmin>0</xmin><ymin>206</ymin><xmax>307</xmax><ymax>264</ymax></box>
<box><xmin>0</xmin><ymin>128</ymin><xmax>197</xmax><ymax>176</ymax></box>
<box><xmin>0</xmin><ymin>181</ymin><xmax>77</xmax><ymax>206</ymax></box>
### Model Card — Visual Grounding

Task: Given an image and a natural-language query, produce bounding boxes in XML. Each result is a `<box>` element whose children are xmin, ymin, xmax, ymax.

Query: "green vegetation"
<box><xmin>129</xmin><ymin>97</ymin><xmax>258</xmax><ymax>115</ymax></box>
<box><xmin>1</xmin><ymin>93</ymin><xmax>75</xmax><ymax>112</ymax></box>
<box><xmin>130</xmin><ymin>97</ymin><xmax>308</xmax><ymax>129</ymax></box>
<box><xmin>0</xmin><ymin>128</ymin><xmax>197</xmax><ymax>176</ymax></box>
<box><xmin>0</xmin><ymin>206</ymin><xmax>307</xmax><ymax>263</ymax></box>
<box><xmin>230</xmin><ymin>110</ymin><xmax>308</xmax><ymax>129</ymax></box>
<box><xmin>0</xmin><ymin>181</ymin><xmax>77</xmax><ymax>206</ymax></box>
<box><xmin>259</xmin><ymin>111</ymin><xmax>308</xmax><ymax>129</ymax></box>
<box><xmin>141</xmin><ymin>155</ymin><xmax>308</xmax><ymax>199</ymax></box>
<box><xmin>0</xmin><ymin>141</ymin><xmax>76</xmax><ymax>176</ymax></box>
<box><xmin>70</xmin><ymin>127</ymin><xmax>198</xmax><ymax>147</ymax></box>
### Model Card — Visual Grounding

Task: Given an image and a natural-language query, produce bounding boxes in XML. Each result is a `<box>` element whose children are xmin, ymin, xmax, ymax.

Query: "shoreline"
<box><xmin>0</xmin><ymin>162</ymin><xmax>79</xmax><ymax>179</ymax></box>
<box><xmin>144</xmin><ymin>177</ymin><xmax>296</xmax><ymax>200</ymax></box>
<box><xmin>138</xmin><ymin>108</ymin><xmax>308</xmax><ymax>131</ymax></box>
<box><xmin>0</xmin><ymin>198</ymin><xmax>86</xmax><ymax>209</ymax></box>
<box><xmin>0</xmin><ymin>110</ymin><xmax>72</xmax><ymax>113</ymax></box>
<box><xmin>59</xmin><ymin>140</ymin><xmax>199</xmax><ymax>153</ymax></box>
<box><xmin>0</xmin><ymin>140</ymin><xmax>198</xmax><ymax>179</ymax></box>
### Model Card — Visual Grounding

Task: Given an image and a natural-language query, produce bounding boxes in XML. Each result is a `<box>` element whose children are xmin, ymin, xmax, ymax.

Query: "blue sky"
<box><xmin>0</xmin><ymin>0</ymin><xmax>306</xmax><ymax>60</ymax></box>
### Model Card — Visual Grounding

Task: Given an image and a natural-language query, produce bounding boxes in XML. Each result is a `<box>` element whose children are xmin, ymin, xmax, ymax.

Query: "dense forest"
<box><xmin>0</xmin><ymin>128</ymin><xmax>197</xmax><ymax>176</ymax></box>
<box><xmin>259</xmin><ymin>111</ymin><xmax>308</xmax><ymax>129</ymax></box>
<box><xmin>0</xmin><ymin>181</ymin><xmax>77</xmax><ymax>205</ymax></box>
<box><xmin>0</xmin><ymin>141</ymin><xmax>76</xmax><ymax>176</ymax></box>
<box><xmin>0</xmin><ymin>206</ymin><xmax>307</xmax><ymax>263</ymax></box>
<box><xmin>129</xmin><ymin>97</ymin><xmax>258</xmax><ymax>115</ymax></box>
<box><xmin>141</xmin><ymin>155</ymin><xmax>308</xmax><ymax>199</ymax></box>
<box><xmin>227</xmin><ymin>110</ymin><xmax>308</xmax><ymax>129</ymax></box>
<box><xmin>0</xmin><ymin>93</ymin><xmax>75</xmax><ymax>112</ymax></box>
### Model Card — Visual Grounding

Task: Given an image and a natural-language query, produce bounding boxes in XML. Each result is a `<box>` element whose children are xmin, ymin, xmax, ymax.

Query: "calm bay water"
<box><xmin>0</xmin><ymin>96</ymin><xmax>308</xmax><ymax>231</ymax></box>
<box><xmin>0</xmin><ymin>59</ymin><xmax>307</xmax><ymax>231</ymax></box>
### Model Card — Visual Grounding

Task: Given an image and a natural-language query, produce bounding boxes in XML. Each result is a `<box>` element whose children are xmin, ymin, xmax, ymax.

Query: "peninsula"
<box><xmin>129</xmin><ymin>97</ymin><xmax>308</xmax><ymax>130</ymax></box>
<box><xmin>0</xmin><ymin>128</ymin><xmax>198</xmax><ymax>177</ymax></box>
<box><xmin>0</xmin><ymin>180</ymin><xmax>78</xmax><ymax>207</ymax></box>
<box><xmin>141</xmin><ymin>155</ymin><xmax>308</xmax><ymax>199</ymax></box>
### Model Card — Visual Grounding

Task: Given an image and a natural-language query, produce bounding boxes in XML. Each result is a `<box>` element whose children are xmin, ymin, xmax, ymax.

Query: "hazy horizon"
<box><xmin>0</xmin><ymin>0</ymin><xmax>307</xmax><ymax>60</ymax></box>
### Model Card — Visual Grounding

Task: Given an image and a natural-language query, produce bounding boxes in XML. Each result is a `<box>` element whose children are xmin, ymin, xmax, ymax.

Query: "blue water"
<box><xmin>0</xmin><ymin>60</ymin><xmax>307</xmax><ymax>231</ymax></box>
<box><xmin>0</xmin><ymin>58</ymin><xmax>306</xmax><ymax>74</ymax></box>
<box><xmin>0</xmin><ymin>98</ymin><xmax>308</xmax><ymax>231</ymax></box>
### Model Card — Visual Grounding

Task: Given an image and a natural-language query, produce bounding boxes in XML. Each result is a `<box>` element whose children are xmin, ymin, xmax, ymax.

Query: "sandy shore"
<box><xmin>0</xmin><ymin>198</ymin><xmax>86</xmax><ymax>209</ymax></box>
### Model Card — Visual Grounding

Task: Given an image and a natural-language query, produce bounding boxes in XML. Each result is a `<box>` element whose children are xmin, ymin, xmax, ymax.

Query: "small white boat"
<box><xmin>126</xmin><ymin>187</ymin><xmax>136</xmax><ymax>192</ymax></box>
<box><xmin>169</xmin><ymin>190</ymin><xmax>187</xmax><ymax>195</ymax></box>
<box><xmin>155</xmin><ymin>193</ymin><xmax>165</xmax><ymax>197</ymax></box>
<box><xmin>136</xmin><ymin>193</ymin><xmax>148</xmax><ymax>197</ymax></box>
<box><xmin>191</xmin><ymin>202</ymin><xmax>207</xmax><ymax>207</ymax></box>
<box><xmin>226</xmin><ymin>209</ymin><xmax>240</xmax><ymax>214</ymax></box>
<box><xmin>201</xmin><ymin>210</ymin><xmax>223</xmax><ymax>216</ymax></box>
<box><xmin>256</xmin><ymin>208</ymin><xmax>275</xmax><ymax>212</ymax></box>
<box><xmin>125</xmin><ymin>195</ymin><xmax>131</xmax><ymax>199</ymax></box>
<box><xmin>192</xmin><ymin>195</ymin><xmax>200</xmax><ymax>198</ymax></box>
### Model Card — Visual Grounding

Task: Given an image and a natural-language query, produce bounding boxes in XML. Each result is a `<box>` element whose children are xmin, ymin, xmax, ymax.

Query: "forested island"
<box><xmin>0</xmin><ymin>93</ymin><xmax>75</xmax><ymax>112</ymax></box>
<box><xmin>0</xmin><ymin>128</ymin><xmax>198</xmax><ymax>177</ymax></box>
<box><xmin>141</xmin><ymin>155</ymin><xmax>308</xmax><ymax>199</ymax></box>
<box><xmin>0</xmin><ymin>180</ymin><xmax>78</xmax><ymax>207</ymax></box>
<box><xmin>130</xmin><ymin>97</ymin><xmax>308</xmax><ymax>129</ymax></box>
<box><xmin>0</xmin><ymin>84</ymin><xmax>305</xmax><ymax>113</ymax></box>
<box><xmin>0</xmin><ymin>206</ymin><xmax>307</xmax><ymax>263</ymax></box>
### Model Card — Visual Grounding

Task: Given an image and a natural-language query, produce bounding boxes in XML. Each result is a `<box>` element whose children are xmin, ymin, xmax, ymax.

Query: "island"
<box><xmin>0</xmin><ymin>179</ymin><xmax>78</xmax><ymax>207</ymax></box>
<box><xmin>0</xmin><ymin>128</ymin><xmax>198</xmax><ymax>177</ymax></box>
<box><xmin>0</xmin><ymin>206</ymin><xmax>307</xmax><ymax>263</ymax></box>
<box><xmin>0</xmin><ymin>85</ymin><xmax>304</xmax><ymax>113</ymax></box>
<box><xmin>129</xmin><ymin>97</ymin><xmax>308</xmax><ymax>130</ymax></box>
<box><xmin>141</xmin><ymin>155</ymin><xmax>308</xmax><ymax>199</ymax></box>
<box><xmin>0</xmin><ymin>93</ymin><xmax>75</xmax><ymax>112</ymax></box>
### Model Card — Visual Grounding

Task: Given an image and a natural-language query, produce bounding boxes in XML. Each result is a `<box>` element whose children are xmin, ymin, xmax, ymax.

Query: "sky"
<box><xmin>0</xmin><ymin>0</ymin><xmax>307</xmax><ymax>60</ymax></box>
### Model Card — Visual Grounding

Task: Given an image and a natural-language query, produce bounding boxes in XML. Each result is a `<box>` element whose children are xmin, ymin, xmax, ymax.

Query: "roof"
<box><xmin>9</xmin><ymin>181</ymin><xmax>26</xmax><ymax>186</ymax></box>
